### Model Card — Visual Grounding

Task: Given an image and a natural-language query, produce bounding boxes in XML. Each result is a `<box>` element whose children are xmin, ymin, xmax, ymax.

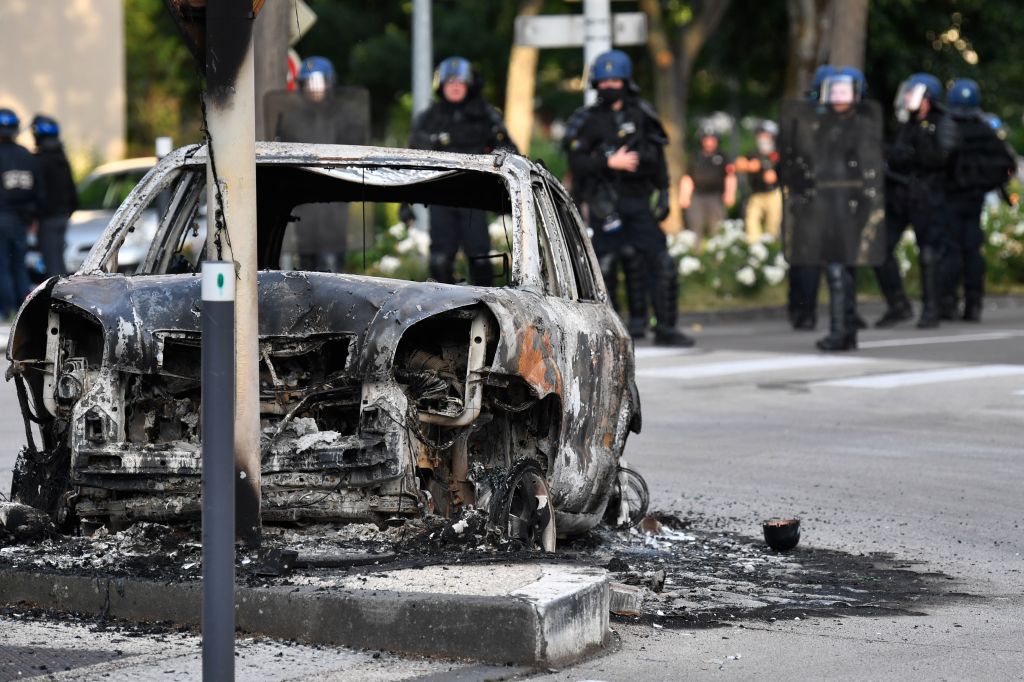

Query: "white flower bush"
<box><xmin>736</xmin><ymin>266</ymin><xmax>756</xmax><ymax>286</ymax></box>
<box><xmin>377</xmin><ymin>255</ymin><xmax>402</xmax><ymax>274</ymax></box>
<box><xmin>763</xmin><ymin>264</ymin><xmax>786</xmax><ymax>286</ymax></box>
<box><xmin>678</xmin><ymin>255</ymin><xmax>702</xmax><ymax>276</ymax></box>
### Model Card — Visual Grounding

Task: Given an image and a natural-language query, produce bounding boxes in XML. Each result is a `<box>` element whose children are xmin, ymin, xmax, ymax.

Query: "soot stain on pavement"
<box><xmin>0</xmin><ymin>510</ymin><xmax>969</xmax><ymax>631</ymax></box>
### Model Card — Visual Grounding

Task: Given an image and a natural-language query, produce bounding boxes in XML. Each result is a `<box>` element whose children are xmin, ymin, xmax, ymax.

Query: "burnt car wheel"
<box><xmin>602</xmin><ymin>463</ymin><xmax>650</xmax><ymax>529</ymax></box>
<box><xmin>488</xmin><ymin>458</ymin><xmax>557</xmax><ymax>552</ymax></box>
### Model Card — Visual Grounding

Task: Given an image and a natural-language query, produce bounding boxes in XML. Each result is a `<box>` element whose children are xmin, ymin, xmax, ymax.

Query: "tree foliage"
<box><xmin>122</xmin><ymin>1</ymin><xmax>1024</xmax><ymax>154</ymax></box>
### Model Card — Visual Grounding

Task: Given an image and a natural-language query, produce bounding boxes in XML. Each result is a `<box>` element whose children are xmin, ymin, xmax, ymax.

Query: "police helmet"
<box><xmin>947</xmin><ymin>78</ymin><xmax>981</xmax><ymax>112</ymax></box>
<box><xmin>906</xmin><ymin>73</ymin><xmax>943</xmax><ymax>101</ymax></box>
<box><xmin>297</xmin><ymin>56</ymin><xmax>336</xmax><ymax>87</ymax></box>
<box><xmin>820</xmin><ymin>66</ymin><xmax>865</xmax><ymax>106</ymax></box>
<box><xmin>0</xmin><ymin>108</ymin><xmax>19</xmax><ymax>137</ymax></box>
<box><xmin>31</xmin><ymin>114</ymin><xmax>60</xmax><ymax>138</ymax></box>
<box><xmin>590</xmin><ymin>50</ymin><xmax>632</xmax><ymax>86</ymax></box>
<box><xmin>895</xmin><ymin>73</ymin><xmax>942</xmax><ymax>122</ymax></box>
<box><xmin>436</xmin><ymin>56</ymin><xmax>474</xmax><ymax>88</ymax></box>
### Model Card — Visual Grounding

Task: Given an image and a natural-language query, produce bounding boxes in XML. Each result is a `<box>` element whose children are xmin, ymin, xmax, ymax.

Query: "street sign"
<box><xmin>289</xmin><ymin>0</ymin><xmax>317</xmax><ymax>46</ymax></box>
<box><xmin>514</xmin><ymin>12</ymin><xmax>647</xmax><ymax>49</ymax></box>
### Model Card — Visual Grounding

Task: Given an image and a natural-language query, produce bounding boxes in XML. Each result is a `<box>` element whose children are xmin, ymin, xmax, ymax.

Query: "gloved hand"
<box><xmin>652</xmin><ymin>188</ymin><xmax>670</xmax><ymax>222</ymax></box>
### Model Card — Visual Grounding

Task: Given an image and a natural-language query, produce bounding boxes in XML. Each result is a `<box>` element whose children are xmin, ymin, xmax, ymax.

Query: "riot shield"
<box><xmin>779</xmin><ymin>99</ymin><xmax>885</xmax><ymax>267</ymax></box>
<box><xmin>264</xmin><ymin>88</ymin><xmax>371</xmax><ymax>268</ymax></box>
<box><xmin>263</xmin><ymin>87</ymin><xmax>371</xmax><ymax>144</ymax></box>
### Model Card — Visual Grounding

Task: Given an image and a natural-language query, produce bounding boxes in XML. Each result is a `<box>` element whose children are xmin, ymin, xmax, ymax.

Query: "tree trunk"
<box><xmin>253</xmin><ymin>0</ymin><xmax>291</xmax><ymax>140</ymax></box>
<box><xmin>828</xmin><ymin>0</ymin><xmax>869</xmax><ymax>70</ymax></box>
<box><xmin>785</xmin><ymin>0</ymin><xmax>834</xmax><ymax>98</ymax></box>
<box><xmin>639</xmin><ymin>0</ymin><xmax>685</xmax><ymax>232</ymax></box>
<box><xmin>674</xmin><ymin>0</ymin><xmax>732</xmax><ymax>221</ymax></box>
<box><xmin>504</xmin><ymin>0</ymin><xmax>544</xmax><ymax>155</ymax></box>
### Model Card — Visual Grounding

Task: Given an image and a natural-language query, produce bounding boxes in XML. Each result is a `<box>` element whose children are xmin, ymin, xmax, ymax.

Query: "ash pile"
<box><xmin>1</xmin><ymin>499</ymin><xmax>950</xmax><ymax>629</ymax></box>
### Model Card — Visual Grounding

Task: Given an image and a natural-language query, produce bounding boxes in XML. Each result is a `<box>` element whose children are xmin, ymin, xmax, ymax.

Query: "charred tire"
<box><xmin>488</xmin><ymin>458</ymin><xmax>556</xmax><ymax>552</ymax></box>
<box><xmin>602</xmin><ymin>464</ymin><xmax>649</xmax><ymax>529</ymax></box>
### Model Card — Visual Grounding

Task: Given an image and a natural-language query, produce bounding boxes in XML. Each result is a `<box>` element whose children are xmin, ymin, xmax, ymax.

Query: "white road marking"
<box><xmin>859</xmin><ymin>330</ymin><xmax>1024</xmax><ymax>349</ymax></box>
<box><xmin>636</xmin><ymin>354</ymin><xmax>867</xmax><ymax>380</ymax></box>
<box><xmin>819</xmin><ymin>364</ymin><xmax>1024</xmax><ymax>389</ymax></box>
<box><xmin>633</xmin><ymin>347</ymin><xmax>703</xmax><ymax>360</ymax></box>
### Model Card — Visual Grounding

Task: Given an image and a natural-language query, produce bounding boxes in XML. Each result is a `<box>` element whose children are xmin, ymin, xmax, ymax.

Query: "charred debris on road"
<box><xmin>0</xmin><ymin>507</ymin><xmax>962</xmax><ymax>630</ymax></box>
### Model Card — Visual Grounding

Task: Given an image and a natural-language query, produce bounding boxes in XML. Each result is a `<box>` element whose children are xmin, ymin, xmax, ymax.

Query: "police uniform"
<box><xmin>410</xmin><ymin>81</ymin><xmax>515</xmax><ymax>286</ymax></box>
<box><xmin>0</xmin><ymin>135</ymin><xmax>44</xmax><ymax>316</ymax></box>
<box><xmin>33</xmin><ymin>134</ymin><xmax>78</xmax><ymax>277</ymax></box>
<box><xmin>941</xmin><ymin>110</ymin><xmax>1016</xmax><ymax>320</ymax></box>
<box><xmin>887</xmin><ymin>104</ymin><xmax>957</xmax><ymax>327</ymax></box>
<box><xmin>686</xmin><ymin>146</ymin><xmax>733</xmax><ymax>238</ymax></box>
<box><xmin>564</xmin><ymin>92</ymin><xmax>691</xmax><ymax>346</ymax></box>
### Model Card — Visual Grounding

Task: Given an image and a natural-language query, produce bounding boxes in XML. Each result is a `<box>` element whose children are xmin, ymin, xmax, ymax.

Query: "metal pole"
<box><xmin>582</xmin><ymin>0</ymin><xmax>613</xmax><ymax>105</ymax></box>
<box><xmin>205</xmin><ymin>0</ymin><xmax>262</xmax><ymax>547</ymax></box>
<box><xmin>411</xmin><ymin>0</ymin><xmax>432</xmax><ymax>231</ymax></box>
<box><xmin>201</xmin><ymin>261</ymin><xmax>236</xmax><ymax>681</ymax></box>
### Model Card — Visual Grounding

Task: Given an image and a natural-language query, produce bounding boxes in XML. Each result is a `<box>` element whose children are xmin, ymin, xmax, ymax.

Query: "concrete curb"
<box><xmin>0</xmin><ymin>564</ymin><xmax>609</xmax><ymax>666</ymax></box>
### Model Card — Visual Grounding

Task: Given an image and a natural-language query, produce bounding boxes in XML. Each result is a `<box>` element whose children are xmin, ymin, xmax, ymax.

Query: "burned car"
<box><xmin>6</xmin><ymin>143</ymin><xmax>641</xmax><ymax>549</ymax></box>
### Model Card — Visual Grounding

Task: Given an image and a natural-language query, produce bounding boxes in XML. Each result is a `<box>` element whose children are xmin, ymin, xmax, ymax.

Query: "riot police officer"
<box><xmin>888</xmin><ymin>73</ymin><xmax>957</xmax><ymax>328</ymax></box>
<box><xmin>410</xmin><ymin>56</ymin><xmax>517</xmax><ymax>286</ymax></box>
<box><xmin>274</xmin><ymin>57</ymin><xmax>356</xmax><ymax>272</ymax></box>
<box><xmin>0</xmin><ymin>108</ymin><xmax>44</xmax><ymax>318</ymax></box>
<box><xmin>940</xmin><ymin>79</ymin><xmax>1016</xmax><ymax>322</ymax></box>
<box><xmin>31</xmin><ymin>115</ymin><xmax>77</xmax><ymax>277</ymax></box>
<box><xmin>563</xmin><ymin>50</ymin><xmax>693</xmax><ymax>347</ymax></box>
<box><xmin>779</xmin><ymin>67</ymin><xmax>886</xmax><ymax>351</ymax></box>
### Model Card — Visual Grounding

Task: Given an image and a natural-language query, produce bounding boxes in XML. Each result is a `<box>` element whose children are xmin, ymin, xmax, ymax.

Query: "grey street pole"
<box><xmin>582</xmin><ymin>0</ymin><xmax>613</xmax><ymax>105</ymax></box>
<box><xmin>201</xmin><ymin>261</ymin><xmax>236</xmax><ymax>681</ymax></box>
<box><xmin>411</xmin><ymin>0</ymin><xmax>432</xmax><ymax>231</ymax></box>
<box><xmin>205</xmin><ymin>0</ymin><xmax>262</xmax><ymax>547</ymax></box>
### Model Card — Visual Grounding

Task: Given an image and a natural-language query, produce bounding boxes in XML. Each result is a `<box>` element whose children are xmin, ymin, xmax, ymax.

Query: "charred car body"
<box><xmin>6</xmin><ymin>143</ymin><xmax>641</xmax><ymax>549</ymax></box>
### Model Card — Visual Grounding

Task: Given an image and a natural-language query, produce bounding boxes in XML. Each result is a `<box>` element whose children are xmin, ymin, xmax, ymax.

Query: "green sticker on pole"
<box><xmin>203</xmin><ymin>262</ymin><xmax>236</xmax><ymax>302</ymax></box>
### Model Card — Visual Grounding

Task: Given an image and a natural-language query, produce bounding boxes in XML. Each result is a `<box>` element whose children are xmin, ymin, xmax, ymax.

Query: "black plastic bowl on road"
<box><xmin>762</xmin><ymin>518</ymin><xmax>801</xmax><ymax>551</ymax></box>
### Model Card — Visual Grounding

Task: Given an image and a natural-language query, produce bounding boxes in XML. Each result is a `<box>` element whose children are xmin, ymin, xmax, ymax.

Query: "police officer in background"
<box><xmin>678</xmin><ymin>127</ymin><xmax>737</xmax><ymax>240</ymax></box>
<box><xmin>274</xmin><ymin>57</ymin><xmax>355</xmax><ymax>272</ymax></box>
<box><xmin>410</xmin><ymin>56</ymin><xmax>517</xmax><ymax>286</ymax></box>
<box><xmin>31</xmin><ymin>115</ymin><xmax>77</xmax><ymax>277</ymax></box>
<box><xmin>564</xmin><ymin>50</ymin><xmax>693</xmax><ymax>347</ymax></box>
<box><xmin>887</xmin><ymin>73</ymin><xmax>957</xmax><ymax>328</ymax></box>
<box><xmin>940</xmin><ymin>79</ymin><xmax>1017</xmax><ymax>322</ymax></box>
<box><xmin>0</xmin><ymin>108</ymin><xmax>43</xmax><ymax>319</ymax></box>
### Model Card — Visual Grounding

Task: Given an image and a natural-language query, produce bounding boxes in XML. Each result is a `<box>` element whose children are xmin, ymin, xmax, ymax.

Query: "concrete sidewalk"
<box><xmin>0</xmin><ymin>563</ymin><xmax>610</xmax><ymax>667</ymax></box>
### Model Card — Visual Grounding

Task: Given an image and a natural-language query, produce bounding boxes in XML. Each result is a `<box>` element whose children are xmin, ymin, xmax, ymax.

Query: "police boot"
<box><xmin>622</xmin><ymin>246</ymin><xmax>650</xmax><ymax>339</ymax></box>
<box><xmin>652</xmin><ymin>254</ymin><xmax>694</xmax><ymax>347</ymax></box>
<box><xmin>916</xmin><ymin>246</ymin><xmax>941</xmax><ymax>329</ymax></box>
<box><xmin>939</xmin><ymin>294</ymin><xmax>958</xmax><ymax>321</ymax></box>
<box><xmin>962</xmin><ymin>292</ymin><xmax>983</xmax><ymax>322</ymax></box>
<box><xmin>817</xmin><ymin>264</ymin><xmax>857</xmax><ymax>351</ymax></box>
<box><xmin>874</xmin><ymin>295</ymin><xmax>914</xmax><ymax>328</ymax></box>
<box><xmin>468</xmin><ymin>258</ymin><xmax>494</xmax><ymax>287</ymax></box>
<box><xmin>428</xmin><ymin>253</ymin><xmax>455</xmax><ymax>284</ymax></box>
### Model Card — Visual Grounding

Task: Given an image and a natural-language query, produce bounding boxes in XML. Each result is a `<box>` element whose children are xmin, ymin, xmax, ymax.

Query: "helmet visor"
<box><xmin>898</xmin><ymin>82</ymin><xmax>927</xmax><ymax>114</ymax></box>
<box><xmin>820</xmin><ymin>75</ymin><xmax>857</xmax><ymax>105</ymax></box>
<box><xmin>438</xmin><ymin>58</ymin><xmax>472</xmax><ymax>85</ymax></box>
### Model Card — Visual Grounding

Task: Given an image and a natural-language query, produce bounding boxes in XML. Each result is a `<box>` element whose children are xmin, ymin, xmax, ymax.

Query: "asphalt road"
<box><xmin>1</xmin><ymin>300</ymin><xmax>1023</xmax><ymax>680</ymax></box>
